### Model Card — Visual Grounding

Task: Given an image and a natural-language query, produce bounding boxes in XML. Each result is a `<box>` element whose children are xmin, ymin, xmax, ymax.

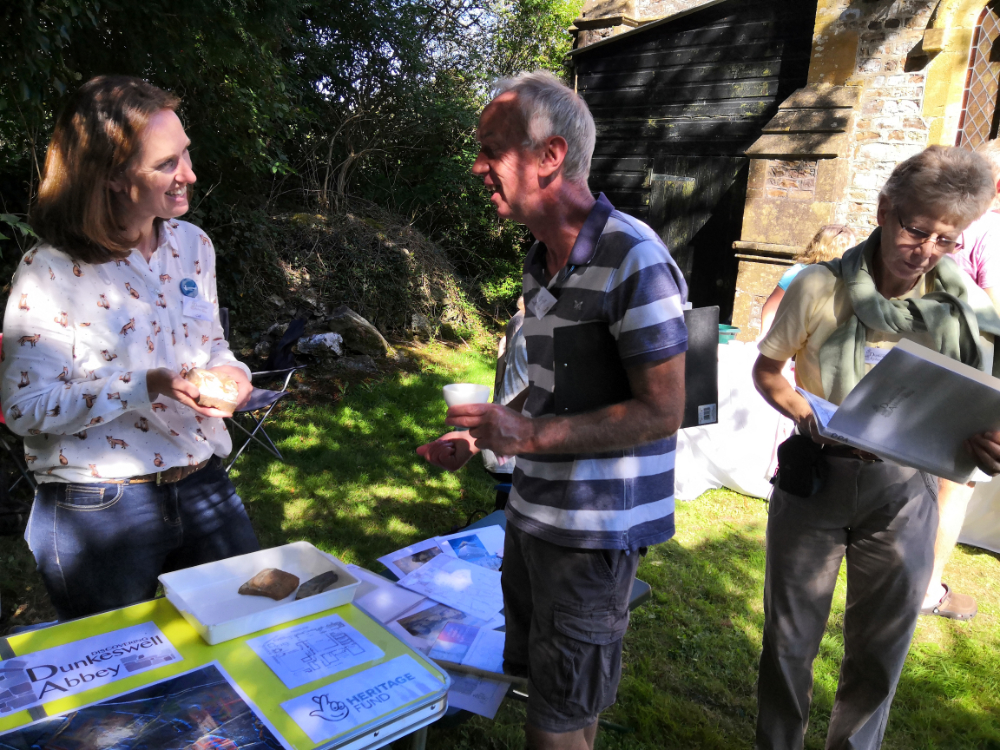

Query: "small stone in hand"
<box><xmin>238</xmin><ymin>568</ymin><xmax>300</xmax><ymax>600</ymax></box>
<box><xmin>295</xmin><ymin>570</ymin><xmax>340</xmax><ymax>600</ymax></box>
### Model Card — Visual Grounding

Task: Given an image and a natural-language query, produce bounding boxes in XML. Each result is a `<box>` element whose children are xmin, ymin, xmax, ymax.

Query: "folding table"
<box><xmin>0</xmin><ymin>597</ymin><xmax>448</xmax><ymax>750</ymax></box>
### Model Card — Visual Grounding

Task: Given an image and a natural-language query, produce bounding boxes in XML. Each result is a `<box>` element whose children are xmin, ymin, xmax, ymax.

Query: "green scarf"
<box><xmin>818</xmin><ymin>226</ymin><xmax>1000</xmax><ymax>403</ymax></box>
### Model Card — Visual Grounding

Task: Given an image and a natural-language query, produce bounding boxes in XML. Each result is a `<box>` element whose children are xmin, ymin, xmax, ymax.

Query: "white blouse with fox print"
<box><xmin>0</xmin><ymin>220</ymin><xmax>251</xmax><ymax>483</ymax></box>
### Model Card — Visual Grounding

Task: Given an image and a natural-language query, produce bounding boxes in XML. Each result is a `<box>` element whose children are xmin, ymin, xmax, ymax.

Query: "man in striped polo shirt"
<box><xmin>418</xmin><ymin>71</ymin><xmax>688</xmax><ymax>750</ymax></box>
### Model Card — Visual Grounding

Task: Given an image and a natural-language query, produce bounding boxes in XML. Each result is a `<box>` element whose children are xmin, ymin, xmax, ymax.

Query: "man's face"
<box><xmin>876</xmin><ymin>199</ymin><xmax>963</xmax><ymax>290</ymax></box>
<box><xmin>472</xmin><ymin>92</ymin><xmax>540</xmax><ymax>223</ymax></box>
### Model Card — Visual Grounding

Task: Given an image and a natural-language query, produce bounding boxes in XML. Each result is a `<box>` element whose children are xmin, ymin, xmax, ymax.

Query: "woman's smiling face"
<box><xmin>112</xmin><ymin>108</ymin><xmax>197</xmax><ymax>230</ymax></box>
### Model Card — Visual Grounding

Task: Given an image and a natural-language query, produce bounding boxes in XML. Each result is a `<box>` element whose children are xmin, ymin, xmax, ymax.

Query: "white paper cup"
<box><xmin>443</xmin><ymin>383</ymin><xmax>491</xmax><ymax>408</ymax></box>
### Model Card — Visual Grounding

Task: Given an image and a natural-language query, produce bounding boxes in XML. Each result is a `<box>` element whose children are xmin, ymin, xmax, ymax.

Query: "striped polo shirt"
<box><xmin>507</xmin><ymin>193</ymin><xmax>689</xmax><ymax>550</ymax></box>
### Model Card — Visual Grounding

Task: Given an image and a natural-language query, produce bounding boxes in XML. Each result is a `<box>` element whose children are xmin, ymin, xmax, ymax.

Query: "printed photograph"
<box><xmin>428</xmin><ymin>622</ymin><xmax>477</xmax><ymax>663</ymax></box>
<box><xmin>0</xmin><ymin>664</ymin><xmax>285</xmax><ymax>750</ymax></box>
<box><xmin>446</xmin><ymin>534</ymin><xmax>502</xmax><ymax>571</ymax></box>
<box><xmin>393</xmin><ymin>546</ymin><xmax>442</xmax><ymax>575</ymax></box>
<box><xmin>396</xmin><ymin>603</ymin><xmax>476</xmax><ymax>640</ymax></box>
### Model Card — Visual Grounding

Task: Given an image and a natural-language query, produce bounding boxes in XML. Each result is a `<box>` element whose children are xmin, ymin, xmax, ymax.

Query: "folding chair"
<box><xmin>219</xmin><ymin>309</ymin><xmax>306</xmax><ymax>472</ymax></box>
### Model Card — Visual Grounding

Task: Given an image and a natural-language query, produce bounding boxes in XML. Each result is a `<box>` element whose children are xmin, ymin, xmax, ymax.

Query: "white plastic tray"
<box><xmin>159</xmin><ymin>541</ymin><xmax>360</xmax><ymax>645</ymax></box>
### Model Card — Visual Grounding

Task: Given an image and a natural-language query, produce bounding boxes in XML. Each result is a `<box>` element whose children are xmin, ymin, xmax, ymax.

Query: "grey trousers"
<box><xmin>755</xmin><ymin>457</ymin><xmax>938</xmax><ymax>750</ymax></box>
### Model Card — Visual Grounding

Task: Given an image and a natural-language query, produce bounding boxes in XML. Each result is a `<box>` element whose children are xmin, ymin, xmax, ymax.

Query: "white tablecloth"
<box><xmin>676</xmin><ymin>341</ymin><xmax>1000</xmax><ymax>554</ymax></box>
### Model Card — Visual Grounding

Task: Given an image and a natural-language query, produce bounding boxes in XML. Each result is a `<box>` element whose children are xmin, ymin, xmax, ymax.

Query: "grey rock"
<box><xmin>326</xmin><ymin>305</ymin><xmax>392</xmax><ymax>357</ymax></box>
<box><xmin>254</xmin><ymin>339</ymin><xmax>273</xmax><ymax>359</ymax></box>
<box><xmin>333</xmin><ymin>354</ymin><xmax>378</xmax><ymax>376</ymax></box>
<box><xmin>298</xmin><ymin>332</ymin><xmax>344</xmax><ymax>357</ymax></box>
<box><xmin>410</xmin><ymin>313</ymin><xmax>434</xmax><ymax>339</ymax></box>
<box><xmin>268</xmin><ymin>294</ymin><xmax>285</xmax><ymax>308</ymax></box>
<box><xmin>303</xmin><ymin>318</ymin><xmax>328</xmax><ymax>336</ymax></box>
<box><xmin>295</xmin><ymin>571</ymin><xmax>340</xmax><ymax>599</ymax></box>
<box><xmin>265</xmin><ymin>322</ymin><xmax>288</xmax><ymax>338</ymax></box>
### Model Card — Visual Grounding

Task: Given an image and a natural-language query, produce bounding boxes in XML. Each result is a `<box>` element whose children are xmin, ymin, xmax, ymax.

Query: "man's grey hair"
<box><xmin>492</xmin><ymin>70</ymin><xmax>596</xmax><ymax>183</ymax></box>
<box><xmin>880</xmin><ymin>145</ymin><xmax>996</xmax><ymax>229</ymax></box>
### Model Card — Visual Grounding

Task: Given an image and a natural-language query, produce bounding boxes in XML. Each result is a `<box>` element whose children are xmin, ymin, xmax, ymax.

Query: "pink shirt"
<box><xmin>954</xmin><ymin>210</ymin><xmax>1000</xmax><ymax>290</ymax></box>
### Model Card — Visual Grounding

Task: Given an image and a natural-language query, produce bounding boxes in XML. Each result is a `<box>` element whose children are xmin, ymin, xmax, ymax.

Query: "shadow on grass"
<box><xmin>4</xmin><ymin>346</ymin><xmax>998</xmax><ymax>748</ymax></box>
<box><xmin>228</xmin><ymin>351</ymin><xmax>498</xmax><ymax>569</ymax></box>
<box><xmin>430</xmin><ymin>513</ymin><xmax>1000</xmax><ymax>750</ymax></box>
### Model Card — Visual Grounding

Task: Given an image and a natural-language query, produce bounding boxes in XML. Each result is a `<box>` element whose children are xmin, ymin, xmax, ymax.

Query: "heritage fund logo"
<box><xmin>284</xmin><ymin>655</ymin><xmax>443</xmax><ymax>743</ymax></box>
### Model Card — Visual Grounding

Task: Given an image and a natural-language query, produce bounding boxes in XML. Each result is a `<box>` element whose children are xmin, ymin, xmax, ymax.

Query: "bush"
<box><xmin>0</xmin><ymin>0</ymin><xmax>582</xmax><ymax>329</ymax></box>
<box><xmin>228</xmin><ymin>202</ymin><xmax>494</xmax><ymax>351</ymax></box>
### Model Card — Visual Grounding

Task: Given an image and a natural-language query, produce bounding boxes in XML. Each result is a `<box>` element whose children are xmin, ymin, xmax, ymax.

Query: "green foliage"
<box><xmin>0</xmin><ymin>0</ymin><xmax>583</xmax><ymax>325</ymax></box>
<box><xmin>477</xmin><ymin>0</ymin><xmax>582</xmax><ymax>78</ymax></box>
<box><xmin>0</xmin><ymin>213</ymin><xmax>36</xmax><ymax>247</ymax></box>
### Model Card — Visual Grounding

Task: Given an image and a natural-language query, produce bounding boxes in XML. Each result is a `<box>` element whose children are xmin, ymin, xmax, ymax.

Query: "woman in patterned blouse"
<box><xmin>0</xmin><ymin>76</ymin><xmax>260</xmax><ymax>620</ymax></box>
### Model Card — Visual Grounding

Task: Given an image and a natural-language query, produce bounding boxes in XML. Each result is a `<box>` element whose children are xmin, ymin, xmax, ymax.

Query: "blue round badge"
<box><xmin>179</xmin><ymin>278</ymin><xmax>199</xmax><ymax>298</ymax></box>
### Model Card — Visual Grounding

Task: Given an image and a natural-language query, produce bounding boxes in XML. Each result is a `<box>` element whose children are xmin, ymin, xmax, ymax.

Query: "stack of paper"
<box><xmin>395</xmin><ymin>554</ymin><xmax>503</xmax><ymax>621</ymax></box>
<box><xmin>797</xmin><ymin>338</ymin><xmax>1000</xmax><ymax>483</ymax></box>
<box><xmin>376</xmin><ymin>525</ymin><xmax>505</xmax><ymax>577</ymax></box>
<box><xmin>375</xmin><ymin>525</ymin><xmax>509</xmax><ymax>718</ymax></box>
<box><xmin>428</xmin><ymin>623</ymin><xmax>508</xmax><ymax>719</ymax></box>
<box><xmin>346</xmin><ymin>565</ymin><xmax>427</xmax><ymax>624</ymax></box>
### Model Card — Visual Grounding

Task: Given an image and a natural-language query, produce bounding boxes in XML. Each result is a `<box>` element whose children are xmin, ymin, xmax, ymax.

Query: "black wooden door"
<box><xmin>576</xmin><ymin>0</ymin><xmax>815</xmax><ymax>319</ymax></box>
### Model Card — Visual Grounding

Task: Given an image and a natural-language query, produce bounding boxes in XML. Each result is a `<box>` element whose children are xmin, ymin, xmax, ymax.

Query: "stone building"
<box><xmin>570</xmin><ymin>0</ymin><xmax>816</xmax><ymax>322</ymax></box>
<box><xmin>571</xmin><ymin>0</ymin><xmax>1000</xmax><ymax>339</ymax></box>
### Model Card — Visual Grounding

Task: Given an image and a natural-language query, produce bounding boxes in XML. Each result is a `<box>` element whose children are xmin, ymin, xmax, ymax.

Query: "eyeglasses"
<box><xmin>897</xmin><ymin>215</ymin><xmax>958</xmax><ymax>250</ymax></box>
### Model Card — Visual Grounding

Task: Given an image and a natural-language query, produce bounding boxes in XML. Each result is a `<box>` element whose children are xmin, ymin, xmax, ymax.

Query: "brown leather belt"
<box><xmin>823</xmin><ymin>445</ymin><xmax>882</xmax><ymax>462</ymax></box>
<box><xmin>104</xmin><ymin>458</ymin><xmax>212</xmax><ymax>485</ymax></box>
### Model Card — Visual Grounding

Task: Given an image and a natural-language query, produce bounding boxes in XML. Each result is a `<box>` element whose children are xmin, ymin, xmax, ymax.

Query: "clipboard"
<box><xmin>551</xmin><ymin>307</ymin><xmax>719</xmax><ymax>428</ymax></box>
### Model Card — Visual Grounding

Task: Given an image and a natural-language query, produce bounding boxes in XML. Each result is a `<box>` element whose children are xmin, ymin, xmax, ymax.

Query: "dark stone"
<box><xmin>295</xmin><ymin>571</ymin><xmax>341</xmax><ymax>599</ymax></box>
<box><xmin>326</xmin><ymin>305</ymin><xmax>392</xmax><ymax>357</ymax></box>
<box><xmin>332</xmin><ymin>354</ymin><xmax>379</xmax><ymax>376</ymax></box>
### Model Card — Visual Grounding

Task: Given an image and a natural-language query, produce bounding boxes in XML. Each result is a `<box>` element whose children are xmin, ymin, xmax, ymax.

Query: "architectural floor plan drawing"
<box><xmin>246</xmin><ymin>614</ymin><xmax>384</xmax><ymax>689</ymax></box>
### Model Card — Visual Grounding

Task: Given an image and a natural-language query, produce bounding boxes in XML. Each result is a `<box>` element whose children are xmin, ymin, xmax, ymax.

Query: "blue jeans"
<box><xmin>25</xmin><ymin>456</ymin><xmax>260</xmax><ymax>621</ymax></box>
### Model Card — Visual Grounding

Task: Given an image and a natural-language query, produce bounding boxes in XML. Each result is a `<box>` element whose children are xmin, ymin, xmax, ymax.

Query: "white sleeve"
<box><xmin>0</xmin><ymin>253</ymin><xmax>150</xmax><ymax>436</ymax></box>
<box><xmin>200</xmin><ymin>235</ymin><xmax>252</xmax><ymax>380</ymax></box>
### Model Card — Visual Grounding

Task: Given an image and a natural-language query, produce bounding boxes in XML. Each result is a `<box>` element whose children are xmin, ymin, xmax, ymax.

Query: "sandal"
<box><xmin>920</xmin><ymin>583</ymin><xmax>977</xmax><ymax>620</ymax></box>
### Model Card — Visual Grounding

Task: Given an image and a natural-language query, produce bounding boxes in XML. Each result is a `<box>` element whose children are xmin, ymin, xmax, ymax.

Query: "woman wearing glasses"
<box><xmin>751</xmin><ymin>146</ymin><xmax>1000</xmax><ymax>750</ymax></box>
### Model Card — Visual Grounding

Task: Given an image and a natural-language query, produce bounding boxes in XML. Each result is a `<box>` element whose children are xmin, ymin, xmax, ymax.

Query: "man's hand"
<box><xmin>208</xmin><ymin>364</ymin><xmax>253</xmax><ymax>410</ymax></box>
<box><xmin>446</xmin><ymin>403</ymin><xmax>535</xmax><ymax>455</ymax></box>
<box><xmin>146</xmin><ymin>368</ymin><xmax>234</xmax><ymax>418</ymax></box>
<box><xmin>967</xmin><ymin>431</ymin><xmax>1000</xmax><ymax>475</ymax></box>
<box><xmin>416</xmin><ymin>430</ymin><xmax>480</xmax><ymax>472</ymax></box>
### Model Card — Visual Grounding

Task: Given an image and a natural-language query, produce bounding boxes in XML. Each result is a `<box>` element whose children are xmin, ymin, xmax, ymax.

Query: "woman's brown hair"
<box><xmin>31</xmin><ymin>76</ymin><xmax>180</xmax><ymax>264</ymax></box>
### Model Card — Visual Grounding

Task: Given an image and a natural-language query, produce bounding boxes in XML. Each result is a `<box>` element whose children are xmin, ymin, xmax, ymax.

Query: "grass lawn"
<box><xmin>2</xmin><ymin>340</ymin><xmax>1000</xmax><ymax>748</ymax></box>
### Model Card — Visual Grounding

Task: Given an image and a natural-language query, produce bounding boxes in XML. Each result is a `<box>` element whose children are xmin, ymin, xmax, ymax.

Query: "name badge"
<box><xmin>182</xmin><ymin>296</ymin><xmax>214</xmax><ymax>322</ymax></box>
<box><xmin>527</xmin><ymin>288</ymin><xmax>558</xmax><ymax>319</ymax></box>
<box><xmin>864</xmin><ymin>346</ymin><xmax>889</xmax><ymax>366</ymax></box>
<box><xmin>179</xmin><ymin>278</ymin><xmax>199</xmax><ymax>298</ymax></box>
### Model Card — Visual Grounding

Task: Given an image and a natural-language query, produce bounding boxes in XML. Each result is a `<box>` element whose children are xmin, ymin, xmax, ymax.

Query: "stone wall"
<box><xmin>811</xmin><ymin>0</ymin><xmax>938</xmax><ymax>233</ymax></box>
<box><xmin>573</xmin><ymin>0</ymin><xmax>720</xmax><ymax>49</ymax></box>
<box><xmin>632</xmin><ymin>0</ymin><xmax>718</xmax><ymax>20</ymax></box>
<box><xmin>765</xmin><ymin>160</ymin><xmax>819</xmax><ymax>201</ymax></box>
